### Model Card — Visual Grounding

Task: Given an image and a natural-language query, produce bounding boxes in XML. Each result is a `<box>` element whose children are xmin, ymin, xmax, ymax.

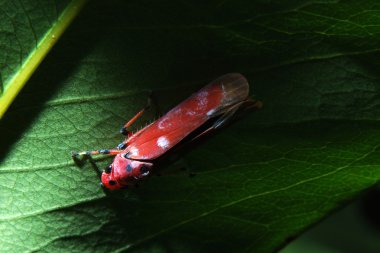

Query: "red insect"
<box><xmin>72</xmin><ymin>73</ymin><xmax>262</xmax><ymax>190</ymax></box>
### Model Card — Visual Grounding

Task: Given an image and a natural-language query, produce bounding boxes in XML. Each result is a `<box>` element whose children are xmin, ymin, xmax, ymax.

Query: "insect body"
<box><xmin>72</xmin><ymin>73</ymin><xmax>262</xmax><ymax>190</ymax></box>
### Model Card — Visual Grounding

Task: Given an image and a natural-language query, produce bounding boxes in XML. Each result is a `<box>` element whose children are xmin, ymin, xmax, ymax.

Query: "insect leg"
<box><xmin>71</xmin><ymin>149</ymin><xmax>121</xmax><ymax>158</ymax></box>
<box><xmin>213</xmin><ymin>99</ymin><xmax>262</xmax><ymax>128</ymax></box>
<box><xmin>119</xmin><ymin>96</ymin><xmax>153</xmax><ymax>135</ymax></box>
<box><xmin>191</xmin><ymin>99</ymin><xmax>262</xmax><ymax>141</ymax></box>
<box><xmin>149</xmin><ymin>90</ymin><xmax>163</xmax><ymax>118</ymax></box>
<box><xmin>120</xmin><ymin>108</ymin><xmax>147</xmax><ymax>136</ymax></box>
<box><xmin>190</xmin><ymin>103</ymin><xmax>241</xmax><ymax>141</ymax></box>
<box><xmin>242</xmin><ymin>98</ymin><xmax>263</xmax><ymax>111</ymax></box>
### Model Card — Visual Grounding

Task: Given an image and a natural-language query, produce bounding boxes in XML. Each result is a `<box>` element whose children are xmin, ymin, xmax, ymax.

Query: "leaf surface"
<box><xmin>1</xmin><ymin>0</ymin><xmax>380</xmax><ymax>252</ymax></box>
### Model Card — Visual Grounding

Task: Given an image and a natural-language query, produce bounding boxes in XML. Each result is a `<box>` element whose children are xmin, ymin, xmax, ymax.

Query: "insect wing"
<box><xmin>126</xmin><ymin>120</ymin><xmax>204</xmax><ymax>159</ymax></box>
<box><xmin>126</xmin><ymin>73</ymin><xmax>249</xmax><ymax>160</ymax></box>
<box><xmin>125</xmin><ymin>87</ymin><xmax>222</xmax><ymax>160</ymax></box>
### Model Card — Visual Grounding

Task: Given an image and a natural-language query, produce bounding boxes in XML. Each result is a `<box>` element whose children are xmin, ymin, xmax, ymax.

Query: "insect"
<box><xmin>72</xmin><ymin>73</ymin><xmax>262</xmax><ymax>190</ymax></box>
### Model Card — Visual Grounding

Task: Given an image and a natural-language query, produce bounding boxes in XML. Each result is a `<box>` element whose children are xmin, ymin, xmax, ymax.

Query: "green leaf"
<box><xmin>0</xmin><ymin>0</ymin><xmax>87</xmax><ymax>118</ymax></box>
<box><xmin>1</xmin><ymin>0</ymin><xmax>380</xmax><ymax>252</ymax></box>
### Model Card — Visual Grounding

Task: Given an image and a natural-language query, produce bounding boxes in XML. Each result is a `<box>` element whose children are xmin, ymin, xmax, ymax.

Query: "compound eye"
<box><xmin>109</xmin><ymin>180</ymin><xmax>117</xmax><ymax>186</ymax></box>
<box><xmin>104</xmin><ymin>165</ymin><xmax>112</xmax><ymax>174</ymax></box>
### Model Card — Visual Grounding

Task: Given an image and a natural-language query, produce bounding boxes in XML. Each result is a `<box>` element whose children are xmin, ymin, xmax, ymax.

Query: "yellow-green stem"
<box><xmin>0</xmin><ymin>0</ymin><xmax>88</xmax><ymax>119</ymax></box>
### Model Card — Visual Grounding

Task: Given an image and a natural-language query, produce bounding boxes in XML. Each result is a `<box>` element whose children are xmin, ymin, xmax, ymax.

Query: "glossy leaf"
<box><xmin>1</xmin><ymin>0</ymin><xmax>380</xmax><ymax>252</ymax></box>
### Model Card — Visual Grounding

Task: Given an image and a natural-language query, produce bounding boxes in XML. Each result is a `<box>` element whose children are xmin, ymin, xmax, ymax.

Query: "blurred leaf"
<box><xmin>0</xmin><ymin>0</ymin><xmax>87</xmax><ymax>118</ymax></box>
<box><xmin>1</xmin><ymin>0</ymin><xmax>380</xmax><ymax>252</ymax></box>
